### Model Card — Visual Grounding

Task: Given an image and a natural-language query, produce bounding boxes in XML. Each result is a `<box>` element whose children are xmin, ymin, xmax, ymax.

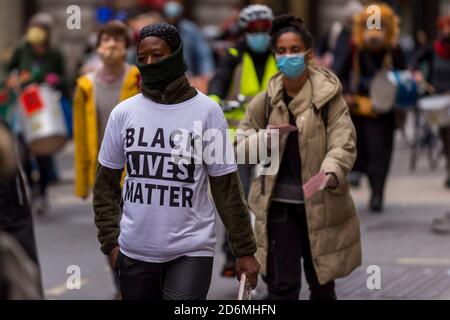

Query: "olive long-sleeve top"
<box><xmin>92</xmin><ymin>163</ymin><xmax>256</xmax><ymax>258</ymax></box>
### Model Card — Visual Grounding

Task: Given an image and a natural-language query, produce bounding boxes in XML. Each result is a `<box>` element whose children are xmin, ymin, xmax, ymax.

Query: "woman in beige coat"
<box><xmin>237</xmin><ymin>15</ymin><xmax>361</xmax><ymax>300</ymax></box>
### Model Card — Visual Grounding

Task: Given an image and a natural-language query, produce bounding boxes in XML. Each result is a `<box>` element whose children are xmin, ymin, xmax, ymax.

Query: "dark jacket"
<box><xmin>410</xmin><ymin>43</ymin><xmax>450</xmax><ymax>94</ymax></box>
<box><xmin>8</xmin><ymin>42</ymin><xmax>67</xmax><ymax>95</ymax></box>
<box><xmin>0</xmin><ymin>120</ymin><xmax>39</xmax><ymax>264</ymax></box>
<box><xmin>208</xmin><ymin>41</ymin><xmax>273</xmax><ymax>100</ymax></box>
<box><xmin>316</xmin><ymin>25</ymin><xmax>353</xmax><ymax>88</ymax></box>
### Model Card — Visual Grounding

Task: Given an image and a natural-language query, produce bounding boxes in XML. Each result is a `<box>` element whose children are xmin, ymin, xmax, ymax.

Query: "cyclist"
<box><xmin>208</xmin><ymin>4</ymin><xmax>277</xmax><ymax>277</ymax></box>
<box><xmin>410</xmin><ymin>15</ymin><xmax>450</xmax><ymax>189</ymax></box>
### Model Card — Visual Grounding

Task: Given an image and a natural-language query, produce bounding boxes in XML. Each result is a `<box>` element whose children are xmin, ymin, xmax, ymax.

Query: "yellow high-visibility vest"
<box><xmin>225</xmin><ymin>49</ymin><xmax>278</xmax><ymax>128</ymax></box>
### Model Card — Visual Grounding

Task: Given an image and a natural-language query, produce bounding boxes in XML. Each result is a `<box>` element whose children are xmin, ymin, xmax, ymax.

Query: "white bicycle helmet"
<box><xmin>239</xmin><ymin>4</ymin><xmax>274</xmax><ymax>30</ymax></box>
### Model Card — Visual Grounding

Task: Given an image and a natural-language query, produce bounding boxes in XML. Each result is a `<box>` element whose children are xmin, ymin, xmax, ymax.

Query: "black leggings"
<box><xmin>265</xmin><ymin>201</ymin><xmax>336</xmax><ymax>300</ymax></box>
<box><xmin>115</xmin><ymin>252</ymin><xmax>213</xmax><ymax>300</ymax></box>
<box><xmin>352</xmin><ymin>113</ymin><xmax>395</xmax><ymax>197</ymax></box>
<box><xmin>18</xmin><ymin>135</ymin><xmax>51</xmax><ymax>197</ymax></box>
<box><xmin>440</xmin><ymin>125</ymin><xmax>450</xmax><ymax>177</ymax></box>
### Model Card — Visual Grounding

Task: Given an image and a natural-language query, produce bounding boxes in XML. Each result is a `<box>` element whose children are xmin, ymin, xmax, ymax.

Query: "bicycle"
<box><xmin>409</xmin><ymin>104</ymin><xmax>443</xmax><ymax>172</ymax></box>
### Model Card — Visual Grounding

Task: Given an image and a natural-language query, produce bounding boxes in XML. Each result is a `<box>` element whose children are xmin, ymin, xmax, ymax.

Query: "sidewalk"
<box><xmin>35</xmin><ymin>136</ymin><xmax>450</xmax><ymax>299</ymax></box>
<box><xmin>208</xmin><ymin>136</ymin><xmax>450</xmax><ymax>299</ymax></box>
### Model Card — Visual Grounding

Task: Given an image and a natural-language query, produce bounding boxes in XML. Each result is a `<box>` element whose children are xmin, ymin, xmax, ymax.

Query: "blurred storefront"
<box><xmin>241</xmin><ymin>0</ymin><xmax>442</xmax><ymax>51</ymax></box>
<box><xmin>0</xmin><ymin>1</ymin><xmax>26</xmax><ymax>79</ymax></box>
<box><xmin>2</xmin><ymin>0</ymin><xmax>450</xmax><ymax>81</ymax></box>
<box><xmin>259</xmin><ymin>0</ymin><xmax>439</xmax><ymax>44</ymax></box>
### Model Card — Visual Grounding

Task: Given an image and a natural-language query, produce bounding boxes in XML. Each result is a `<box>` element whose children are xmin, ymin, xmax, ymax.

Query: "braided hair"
<box><xmin>269</xmin><ymin>15</ymin><xmax>314</xmax><ymax>50</ymax></box>
<box><xmin>137</xmin><ymin>23</ymin><xmax>181</xmax><ymax>52</ymax></box>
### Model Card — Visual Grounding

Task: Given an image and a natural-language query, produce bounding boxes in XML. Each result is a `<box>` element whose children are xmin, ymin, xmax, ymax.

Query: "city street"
<box><xmin>35</xmin><ymin>133</ymin><xmax>450</xmax><ymax>300</ymax></box>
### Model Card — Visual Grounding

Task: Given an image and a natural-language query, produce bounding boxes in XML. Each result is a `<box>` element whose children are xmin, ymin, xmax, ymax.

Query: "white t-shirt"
<box><xmin>98</xmin><ymin>91</ymin><xmax>237</xmax><ymax>263</ymax></box>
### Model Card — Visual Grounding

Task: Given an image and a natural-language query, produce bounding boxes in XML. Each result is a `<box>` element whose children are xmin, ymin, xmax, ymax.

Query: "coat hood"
<box><xmin>267</xmin><ymin>64</ymin><xmax>342</xmax><ymax>109</ymax></box>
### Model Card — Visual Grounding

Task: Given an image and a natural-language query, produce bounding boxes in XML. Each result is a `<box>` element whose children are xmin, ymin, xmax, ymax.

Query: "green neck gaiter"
<box><xmin>137</xmin><ymin>44</ymin><xmax>187</xmax><ymax>92</ymax></box>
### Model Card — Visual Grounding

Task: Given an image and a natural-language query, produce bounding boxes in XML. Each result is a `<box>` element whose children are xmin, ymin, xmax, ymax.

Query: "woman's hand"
<box><xmin>265</xmin><ymin>124</ymin><xmax>298</xmax><ymax>147</ymax></box>
<box><xmin>323</xmin><ymin>173</ymin><xmax>339</xmax><ymax>189</ymax></box>
<box><xmin>45</xmin><ymin>73</ymin><xmax>60</xmax><ymax>87</ymax></box>
<box><xmin>413</xmin><ymin>70</ymin><xmax>424</xmax><ymax>83</ymax></box>
<box><xmin>268</xmin><ymin>124</ymin><xmax>298</xmax><ymax>135</ymax></box>
<box><xmin>235</xmin><ymin>256</ymin><xmax>260</xmax><ymax>289</ymax></box>
<box><xmin>304</xmin><ymin>171</ymin><xmax>339</xmax><ymax>198</ymax></box>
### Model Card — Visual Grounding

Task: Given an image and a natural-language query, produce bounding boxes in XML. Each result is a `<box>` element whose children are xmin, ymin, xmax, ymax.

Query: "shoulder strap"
<box><xmin>313</xmin><ymin>102</ymin><xmax>330</xmax><ymax>130</ymax></box>
<box><xmin>321</xmin><ymin>103</ymin><xmax>330</xmax><ymax>130</ymax></box>
<box><xmin>264</xmin><ymin>92</ymin><xmax>271</xmax><ymax>128</ymax></box>
<box><xmin>261</xmin><ymin>92</ymin><xmax>272</xmax><ymax>196</ymax></box>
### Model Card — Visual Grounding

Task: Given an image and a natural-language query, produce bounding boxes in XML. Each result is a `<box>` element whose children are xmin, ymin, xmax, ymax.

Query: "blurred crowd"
<box><xmin>0</xmin><ymin>0</ymin><xmax>450</xmax><ymax>300</ymax></box>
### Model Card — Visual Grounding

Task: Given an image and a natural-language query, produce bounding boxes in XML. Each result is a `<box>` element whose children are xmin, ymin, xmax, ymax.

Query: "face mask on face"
<box><xmin>246</xmin><ymin>32</ymin><xmax>270</xmax><ymax>53</ymax></box>
<box><xmin>137</xmin><ymin>43</ymin><xmax>187</xmax><ymax>91</ymax></box>
<box><xmin>164</xmin><ymin>1</ymin><xmax>183</xmax><ymax>19</ymax></box>
<box><xmin>97</xmin><ymin>44</ymin><xmax>126</xmax><ymax>65</ymax></box>
<box><xmin>276</xmin><ymin>52</ymin><xmax>308</xmax><ymax>79</ymax></box>
<box><xmin>26</xmin><ymin>27</ymin><xmax>48</xmax><ymax>46</ymax></box>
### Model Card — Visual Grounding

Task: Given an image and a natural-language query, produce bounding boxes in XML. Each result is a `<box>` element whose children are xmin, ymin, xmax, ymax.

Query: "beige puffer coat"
<box><xmin>237</xmin><ymin>65</ymin><xmax>362</xmax><ymax>284</ymax></box>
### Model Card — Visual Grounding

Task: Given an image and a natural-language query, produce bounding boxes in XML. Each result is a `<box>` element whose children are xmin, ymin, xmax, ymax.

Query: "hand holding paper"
<box><xmin>303</xmin><ymin>171</ymin><xmax>328</xmax><ymax>199</ymax></box>
<box><xmin>268</xmin><ymin>124</ymin><xmax>298</xmax><ymax>135</ymax></box>
<box><xmin>266</xmin><ymin>124</ymin><xmax>298</xmax><ymax>147</ymax></box>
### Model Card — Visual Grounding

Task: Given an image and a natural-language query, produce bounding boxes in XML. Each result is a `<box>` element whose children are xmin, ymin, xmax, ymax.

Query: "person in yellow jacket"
<box><xmin>73</xmin><ymin>21</ymin><xmax>140</xmax><ymax>200</ymax></box>
<box><xmin>208</xmin><ymin>4</ymin><xmax>277</xmax><ymax>278</ymax></box>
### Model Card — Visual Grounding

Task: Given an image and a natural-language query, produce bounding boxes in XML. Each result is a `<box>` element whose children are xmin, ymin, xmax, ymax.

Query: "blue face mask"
<box><xmin>164</xmin><ymin>1</ymin><xmax>183</xmax><ymax>19</ymax></box>
<box><xmin>246</xmin><ymin>33</ymin><xmax>270</xmax><ymax>54</ymax></box>
<box><xmin>276</xmin><ymin>53</ymin><xmax>308</xmax><ymax>79</ymax></box>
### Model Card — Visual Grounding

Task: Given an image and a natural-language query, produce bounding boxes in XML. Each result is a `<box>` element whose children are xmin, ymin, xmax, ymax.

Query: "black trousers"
<box><xmin>0</xmin><ymin>170</ymin><xmax>39</xmax><ymax>265</ymax></box>
<box><xmin>440</xmin><ymin>125</ymin><xmax>450</xmax><ymax>178</ymax></box>
<box><xmin>352</xmin><ymin>113</ymin><xmax>395</xmax><ymax>197</ymax></box>
<box><xmin>115</xmin><ymin>252</ymin><xmax>213</xmax><ymax>300</ymax></box>
<box><xmin>265</xmin><ymin>201</ymin><xmax>336</xmax><ymax>300</ymax></box>
<box><xmin>18</xmin><ymin>135</ymin><xmax>51</xmax><ymax>197</ymax></box>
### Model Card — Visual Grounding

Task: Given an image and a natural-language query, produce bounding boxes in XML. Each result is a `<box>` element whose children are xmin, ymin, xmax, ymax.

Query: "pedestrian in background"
<box><xmin>410</xmin><ymin>15</ymin><xmax>450</xmax><ymax>234</ymax></box>
<box><xmin>162</xmin><ymin>0</ymin><xmax>215</xmax><ymax>92</ymax></box>
<box><xmin>73</xmin><ymin>21</ymin><xmax>140</xmax><ymax>200</ymax></box>
<box><xmin>208</xmin><ymin>4</ymin><xmax>277</xmax><ymax>278</ymax></box>
<box><xmin>410</xmin><ymin>15</ymin><xmax>450</xmax><ymax>189</ymax></box>
<box><xmin>7</xmin><ymin>13</ymin><xmax>67</xmax><ymax>216</ymax></box>
<box><xmin>341</xmin><ymin>4</ymin><xmax>406</xmax><ymax>212</ymax></box>
<box><xmin>0</xmin><ymin>118</ymin><xmax>42</xmax><ymax>299</ymax></box>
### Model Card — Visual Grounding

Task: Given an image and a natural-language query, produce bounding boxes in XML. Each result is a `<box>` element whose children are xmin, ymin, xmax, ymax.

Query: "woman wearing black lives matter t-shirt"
<box><xmin>92</xmin><ymin>23</ymin><xmax>260</xmax><ymax>300</ymax></box>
